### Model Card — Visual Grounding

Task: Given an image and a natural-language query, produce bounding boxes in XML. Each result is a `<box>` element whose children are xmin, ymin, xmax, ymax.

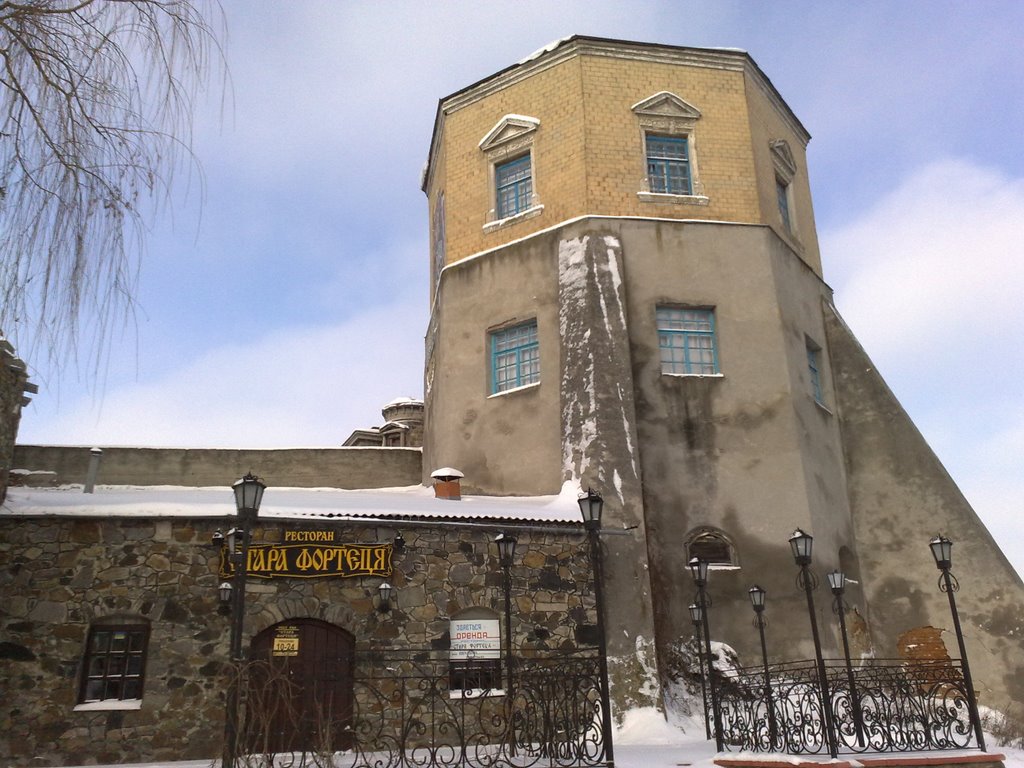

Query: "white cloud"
<box><xmin>21</xmin><ymin>298</ymin><xmax>426</xmax><ymax>449</ymax></box>
<box><xmin>823</xmin><ymin>158</ymin><xmax>1024</xmax><ymax>578</ymax></box>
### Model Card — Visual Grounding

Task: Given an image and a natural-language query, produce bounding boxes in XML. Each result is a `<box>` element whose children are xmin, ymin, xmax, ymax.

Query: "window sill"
<box><xmin>661</xmin><ymin>372</ymin><xmax>724</xmax><ymax>379</ymax></box>
<box><xmin>638</xmin><ymin>192</ymin><xmax>710</xmax><ymax>206</ymax></box>
<box><xmin>487</xmin><ymin>382</ymin><xmax>540</xmax><ymax>399</ymax></box>
<box><xmin>483</xmin><ymin>204</ymin><xmax>544</xmax><ymax>233</ymax></box>
<box><xmin>74</xmin><ymin>699</ymin><xmax>143</xmax><ymax>712</ymax></box>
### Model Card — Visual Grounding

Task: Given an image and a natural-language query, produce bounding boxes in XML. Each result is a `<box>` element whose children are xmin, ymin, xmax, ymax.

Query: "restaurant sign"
<box><xmin>220</xmin><ymin>531</ymin><xmax>392</xmax><ymax>580</ymax></box>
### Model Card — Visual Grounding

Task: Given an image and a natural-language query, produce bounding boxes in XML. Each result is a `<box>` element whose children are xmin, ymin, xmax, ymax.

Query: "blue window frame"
<box><xmin>491</xmin><ymin>320</ymin><xmax>539</xmax><ymax>393</ymax></box>
<box><xmin>646</xmin><ymin>135</ymin><xmax>692</xmax><ymax>195</ymax></box>
<box><xmin>807</xmin><ymin>341</ymin><xmax>824</xmax><ymax>404</ymax></box>
<box><xmin>495</xmin><ymin>155</ymin><xmax>532</xmax><ymax>219</ymax></box>
<box><xmin>657</xmin><ymin>307</ymin><xmax>718</xmax><ymax>375</ymax></box>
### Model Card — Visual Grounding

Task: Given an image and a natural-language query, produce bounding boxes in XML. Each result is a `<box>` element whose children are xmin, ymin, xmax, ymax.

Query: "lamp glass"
<box><xmin>577</xmin><ymin>488</ymin><xmax>604</xmax><ymax>526</ymax></box>
<box><xmin>748</xmin><ymin>584</ymin><xmax>766</xmax><ymax>609</ymax></box>
<box><xmin>688</xmin><ymin>556</ymin><xmax>709</xmax><ymax>585</ymax></box>
<box><xmin>233</xmin><ymin>472</ymin><xmax>266</xmax><ymax>513</ymax></box>
<box><xmin>688</xmin><ymin>603</ymin><xmax>703</xmax><ymax>624</ymax></box>
<box><xmin>827</xmin><ymin>570</ymin><xmax>846</xmax><ymax>593</ymax></box>
<box><xmin>930</xmin><ymin>535</ymin><xmax>953</xmax><ymax>568</ymax></box>
<box><xmin>789</xmin><ymin>528</ymin><xmax>813</xmax><ymax>563</ymax></box>
<box><xmin>378</xmin><ymin>581</ymin><xmax>393</xmax><ymax>606</ymax></box>
<box><xmin>218</xmin><ymin>581</ymin><xmax>233</xmax><ymax>604</ymax></box>
<box><xmin>495</xmin><ymin>532</ymin><xmax>517</xmax><ymax>566</ymax></box>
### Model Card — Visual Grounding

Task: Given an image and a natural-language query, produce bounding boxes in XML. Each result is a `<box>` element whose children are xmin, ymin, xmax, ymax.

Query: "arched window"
<box><xmin>686</xmin><ymin>527</ymin><xmax>736</xmax><ymax>566</ymax></box>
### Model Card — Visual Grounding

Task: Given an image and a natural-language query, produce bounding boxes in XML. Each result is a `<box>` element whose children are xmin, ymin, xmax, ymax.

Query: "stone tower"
<box><xmin>421</xmin><ymin>36</ymin><xmax>1024</xmax><ymax>712</ymax></box>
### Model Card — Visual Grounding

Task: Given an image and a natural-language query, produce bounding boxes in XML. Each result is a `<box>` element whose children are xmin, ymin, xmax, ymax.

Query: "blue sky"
<box><xmin>15</xmin><ymin>1</ymin><xmax>1024</xmax><ymax>575</ymax></box>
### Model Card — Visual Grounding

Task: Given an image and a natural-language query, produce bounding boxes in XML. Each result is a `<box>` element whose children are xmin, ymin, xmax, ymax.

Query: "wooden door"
<box><xmin>249</xmin><ymin>619</ymin><xmax>355</xmax><ymax>754</ymax></box>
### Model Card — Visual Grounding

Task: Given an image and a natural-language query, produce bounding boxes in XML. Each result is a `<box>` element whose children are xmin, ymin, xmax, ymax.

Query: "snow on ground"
<box><xmin>38</xmin><ymin>709</ymin><xmax>1024</xmax><ymax>768</ymax></box>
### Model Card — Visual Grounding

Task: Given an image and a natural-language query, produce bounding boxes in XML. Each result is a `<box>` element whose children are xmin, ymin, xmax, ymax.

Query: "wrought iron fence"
<box><xmin>717</xmin><ymin>658</ymin><xmax>978</xmax><ymax>754</ymax></box>
<box><xmin>233</xmin><ymin>648</ymin><xmax>611</xmax><ymax>768</ymax></box>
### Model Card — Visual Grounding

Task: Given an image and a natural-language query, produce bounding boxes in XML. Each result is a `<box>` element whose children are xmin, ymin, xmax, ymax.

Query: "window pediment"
<box><xmin>479</xmin><ymin>114</ymin><xmax>540</xmax><ymax>153</ymax></box>
<box><xmin>632</xmin><ymin>91</ymin><xmax>702</xmax><ymax>121</ymax></box>
<box><xmin>770</xmin><ymin>139</ymin><xmax>797</xmax><ymax>181</ymax></box>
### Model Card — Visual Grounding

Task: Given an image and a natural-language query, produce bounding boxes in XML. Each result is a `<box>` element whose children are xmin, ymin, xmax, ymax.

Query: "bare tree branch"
<box><xmin>0</xmin><ymin>0</ymin><xmax>225</xmax><ymax>375</ymax></box>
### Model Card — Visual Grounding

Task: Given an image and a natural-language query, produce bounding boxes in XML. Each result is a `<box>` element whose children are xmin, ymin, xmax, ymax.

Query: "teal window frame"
<box><xmin>495</xmin><ymin>155</ymin><xmax>533</xmax><ymax>219</ymax></box>
<box><xmin>646</xmin><ymin>135</ymin><xmax>692</xmax><ymax>195</ymax></box>
<box><xmin>657</xmin><ymin>307</ymin><xmax>718</xmax><ymax>375</ymax></box>
<box><xmin>490</xmin><ymin>320</ymin><xmax>539</xmax><ymax>393</ymax></box>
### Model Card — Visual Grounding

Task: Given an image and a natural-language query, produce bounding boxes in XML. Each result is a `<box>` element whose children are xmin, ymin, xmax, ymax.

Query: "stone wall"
<box><xmin>0</xmin><ymin>514</ymin><xmax>595</xmax><ymax>766</ymax></box>
<box><xmin>12</xmin><ymin>444</ymin><xmax>422</xmax><ymax>489</ymax></box>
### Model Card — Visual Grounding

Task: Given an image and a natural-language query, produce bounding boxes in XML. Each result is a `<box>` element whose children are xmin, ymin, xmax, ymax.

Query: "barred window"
<box><xmin>79</xmin><ymin>624</ymin><xmax>149</xmax><ymax>703</ymax></box>
<box><xmin>807</xmin><ymin>340</ymin><xmax>824</xmax><ymax>405</ymax></box>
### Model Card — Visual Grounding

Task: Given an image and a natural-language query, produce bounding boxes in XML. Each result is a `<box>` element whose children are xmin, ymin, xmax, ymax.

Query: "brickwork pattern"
<box><xmin>426</xmin><ymin>46</ymin><xmax>819</xmax><ymax>273</ymax></box>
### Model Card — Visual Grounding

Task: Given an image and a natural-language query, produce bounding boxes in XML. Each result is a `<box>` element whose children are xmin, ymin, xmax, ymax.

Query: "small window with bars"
<box><xmin>657</xmin><ymin>307</ymin><xmax>718</xmax><ymax>375</ymax></box>
<box><xmin>777</xmin><ymin>176</ymin><xmax>793</xmax><ymax>233</ymax></box>
<box><xmin>646</xmin><ymin>135</ymin><xmax>692</xmax><ymax>195</ymax></box>
<box><xmin>806</xmin><ymin>340</ymin><xmax>824</xmax><ymax>405</ymax></box>
<box><xmin>491</xmin><ymin>320</ymin><xmax>539</xmax><ymax>394</ymax></box>
<box><xmin>79</xmin><ymin>624</ymin><xmax>149</xmax><ymax>703</ymax></box>
<box><xmin>495</xmin><ymin>155</ymin><xmax>533</xmax><ymax>219</ymax></box>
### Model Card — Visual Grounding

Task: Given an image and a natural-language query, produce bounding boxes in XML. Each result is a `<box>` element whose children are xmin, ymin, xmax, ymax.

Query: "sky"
<box><xmin>12</xmin><ymin>1</ymin><xmax>1024</xmax><ymax>575</ymax></box>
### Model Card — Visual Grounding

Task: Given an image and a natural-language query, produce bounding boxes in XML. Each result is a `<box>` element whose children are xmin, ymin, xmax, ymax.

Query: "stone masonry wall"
<box><xmin>0</xmin><ymin>515</ymin><xmax>595</xmax><ymax>767</ymax></box>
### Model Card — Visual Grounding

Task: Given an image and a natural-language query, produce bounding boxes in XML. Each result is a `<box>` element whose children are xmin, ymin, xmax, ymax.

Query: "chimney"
<box><xmin>431</xmin><ymin>467</ymin><xmax>464</xmax><ymax>500</ymax></box>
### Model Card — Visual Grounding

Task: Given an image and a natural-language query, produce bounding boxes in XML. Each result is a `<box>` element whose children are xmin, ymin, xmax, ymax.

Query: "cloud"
<box><xmin>21</xmin><ymin>297</ymin><xmax>427</xmax><ymax>449</ymax></box>
<box><xmin>822</xmin><ymin>158</ymin><xmax>1024</xmax><ymax>578</ymax></box>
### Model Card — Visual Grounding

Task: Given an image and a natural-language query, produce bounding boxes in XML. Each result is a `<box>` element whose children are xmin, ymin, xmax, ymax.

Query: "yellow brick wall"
<box><xmin>427</xmin><ymin>46</ymin><xmax>821</xmax><ymax>276</ymax></box>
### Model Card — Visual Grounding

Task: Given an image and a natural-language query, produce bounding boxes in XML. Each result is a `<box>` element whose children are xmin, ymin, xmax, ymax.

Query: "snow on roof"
<box><xmin>518</xmin><ymin>36</ymin><xmax>572</xmax><ymax>65</ymax></box>
<box><xmin>430</xmin><ymin>467</ymin><xmax>464</xmax><ymax>479</ymax></box>
<box><xmin>384</xmin><ymin>396</ymin><xmax>423</xmax><ymax>407</ymax></box>
<box><xmin>2</xmin><ymin>481</ymin><xmax>584</xmax><ymax>525</ymax></box>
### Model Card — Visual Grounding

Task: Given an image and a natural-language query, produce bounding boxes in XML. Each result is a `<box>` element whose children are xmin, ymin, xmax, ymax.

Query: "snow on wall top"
<box><xmin>2</xmin><ymin>482</ymin><xmax>583</xmax><ymax>524</ymax></box>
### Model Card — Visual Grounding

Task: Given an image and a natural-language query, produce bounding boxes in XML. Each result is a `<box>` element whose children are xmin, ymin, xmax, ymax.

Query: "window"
<box><xmin>479</xmin><ymin>114</ymin><xmax>542</xmax><ymax>229</ymax></box>
<box><xmin>776</xmin><ymin>176</ymin><xmax>792</xmax><ymax>233</ymax></box>
<box><xmin>495</xmin><ymin>155</ymin><xmax>532</xmax><ymax>219</ymax></box>
<box><xmin>490</xmin><ymin>320</ymin><xmax>539</xmax><ymax>393</ymax></box>
<box><xmin>806</xmin><ymin>339</ymin><xmax>824</xmax><ymax>405</ymax></box>
<box><xmin>432</xmin><ymin>192</ymin><xmax>446</xmax><ymax>288</ymax></box>
<box><xmin>449</xmin><ymin>610</ymin><xmax>502</xmax><ymax>696</ymax></box>
<box><xmin>657</xmin><ymin>307</ymin><xmax>718</xmax><ymax>375</ymax></box>
<box><xmin>78</xmin><ymin>623</ymin><xmax>149</xmax><ymax>704</ymax></box>
<box><xmin>687</xmin><ymin>528</ymin><xmax>736</xmax><ymax>566</ymax></box>
<box><xmin>632</xmin><ymin>92</ymin><xmax>707</xmax><ymax>204</ymax></box>
<box><xmin>771</xmin><ymin>140</ymin><xmax>798</xmax><ymax>237</ymax></box>
<box><xmin>646</xmin><ymin>135</ymin><xmax>692</xmax><ymax>195</ymax></box>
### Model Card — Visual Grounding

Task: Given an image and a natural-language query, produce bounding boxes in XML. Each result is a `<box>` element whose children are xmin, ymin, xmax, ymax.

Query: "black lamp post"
<box><xmin>689</xmin><ymin>602</ymin><xmax>711</xmax><ymax>741</ymax></box>
<box><xmin>578</xmin><ymin>488</ymin><xmax>615</xmax><ymax>766</ymax></box>
<box><xmin>788</xmin><ymin>529</ymin><xmax>838</xmax><ymax>758</ymax></box>
<box><xmin>929</xmin><ymin>535</ymin><xmax>986</xmax><ymax>752</ymax></box>
<box><xmin>748</xmin><ymin>585</ymin><xmax>778</xmax><ymax>749</ymax></box>
<box><xmin>220</xmin><ymin>472</ymin><xmax>266</xmax><ymax>768</ymax></box>
<box><xmin>495</xmin><ymin>532</ymin><xmax>517</xmax><ymax>694</ymax></box>
<box><xmin>689</xmin><ymin>556</ymin><xmax>723</xmax><ymax>752</ymax></box>
<box><xmin>827</xmin><ymin>571</ymin><xmax>865</xmax><ymax>747</ymax></box>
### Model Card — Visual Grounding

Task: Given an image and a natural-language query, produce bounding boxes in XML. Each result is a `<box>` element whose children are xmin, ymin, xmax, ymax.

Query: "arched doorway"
<box><xmin>248</xmin><ymin>619</ymin><xmax>355</xmax><ymax>754</ymax></box>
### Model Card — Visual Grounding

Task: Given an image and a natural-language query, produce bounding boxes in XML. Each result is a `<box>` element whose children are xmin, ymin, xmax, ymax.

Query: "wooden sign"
<box><xmin>272</xmin><ymin>625</ymin><xmax>300</xmax><ymax>657</ymax></box>
<box><xmin>220</xmin><ymin>535</ymin><xmax>392</xmax><ymax>580</ymax></box>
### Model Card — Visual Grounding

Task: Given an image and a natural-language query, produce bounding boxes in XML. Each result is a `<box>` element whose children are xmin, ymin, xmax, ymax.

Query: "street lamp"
<box><xmin>748</xmin><ymin>585</ymin><xmax>778</xmax><ymax>749</ymax></box>
<box><xmin>377</xmin><ymin>581</ymin><xmax>393</xmax><ymax>613</ymax></box>
<box><xmin>689</xmin><ymin>603</ymin><xmax>711</xmax><ymax>741</ymax></box>
<box><xmin>827</xmin><ymin>571</ymin><xmax>864</xmax><ymax>747</ymax></box>
<box><xmin>689</xmin><ymin>556</ymin><xmax>723</xmax><ymax>752</ymax></box>
<box><xmin>929</xmin><ymin>536</ymin><xmax>986</xmax><ymax>751</ymax></box>
<box><xmin>495</xmin><ymin>532</ymin><xmax>517</xmax><ymax>695</ymax></box>
<box><xmin>577</xmin><ymin>488</ymin><xmax>615</xmax><ymax>766</ymax></box>
<box><xmin>788</xmin><ymin>529</ymin><xmax>838</xmax><ymax>758</ymax></box>
<box><xmin>219</xmin><ymin>472</ymin><xmax>266</xmax><ymax>768</ymax></box>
